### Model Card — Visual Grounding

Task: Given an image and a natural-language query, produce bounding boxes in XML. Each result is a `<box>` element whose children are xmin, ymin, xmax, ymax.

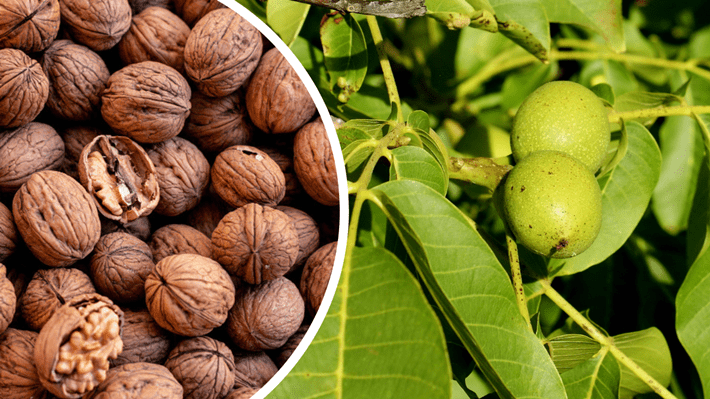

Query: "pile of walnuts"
<box><xmin>0</xmin><ymin>0</ymin><xmax>340</xmax><ymax>398</ymax></box>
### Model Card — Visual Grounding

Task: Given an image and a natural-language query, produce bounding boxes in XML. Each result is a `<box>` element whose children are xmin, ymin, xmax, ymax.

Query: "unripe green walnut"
<box><xmin>500</xmin><ymin>151</ymin><xmax>602</xmax><ymax>258</ymax></box>
<box><xmin>511</xmin><ymin>81</ymin><xmax>610</xmax><ymax>173</ymax></box>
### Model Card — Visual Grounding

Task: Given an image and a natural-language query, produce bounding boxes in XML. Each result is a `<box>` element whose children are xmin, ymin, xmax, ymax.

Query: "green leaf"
<box><xmin>500</xmin><ymin>62</ymin><xmax>558</xmax><ymax>110</ymax></box>
<box><xmin>549</xmin><ymin>122</ymin><xmax>662</xmax><ymax>276</ymax></box>
<box><xmin>425</xmin><ymin>0</ymin><xmax>475</xmax><ymax>29</ymax></box>
<box><xmin>613</xmin><ymin>328</ymin><xmax>673</xmax><ymax>398</ymax></box>
<box><xmin>613</xmin><ymin>91</ymin><xmax>684</xmax><ymax>127</ymax></box>
<box><xmin>370</xmin><ymin>180</ymin><xmax>567</xmax><ymax>399</ymax></box>
<box><xmin>454</xmin><ymin>27</ymin><xmax>517</xmax><ymax>82</ymax></box>
<box><xmin>489</xmin><ymin>0</ymin><xmax>551</xmax><ymax>61</ymax></box>
<box><xmin>321</xmin><ymin>13</ymin><xmax>368</xmax><ymax>103</ymax></box>
<box><xmin>417</xmin><ymin>128</ymin><xmax>450</xmax><ymax>184</ymax></box>
<box><xmin>591</xmin><ymin>83</ymin><xmax>615</xmax><ymax>106</ymax></box>
<box><xmin>269</xmin><ymin>246</ymin><xmax>451</xmax><ymax>398</ymax></box>
<box><xmin>343</xmin><ymin>139</ymin><xmax>377</xmax><ymax>174</ymax></box>
<box><xmin>560</xmin><ymin>349</ymin><xmax>620</xmax><ymax>399</ymax></box>
<box><xmin>232</xmin><ymin>0</ymin><xmax>267</xmax><ymax>21</ymax></box>
<box><xmin>688</xmin><ymin>153</ymin><xmax>710</xmax><ymax>265</ymax></box>
<box><xmin>540</xmin><ymin>0</ymin><xmax>625</xmax><ymax>52</ymax></box>
<box><xmin>578</xmin><ymin>60</ymin><xmax>639</xmax><ymax>98</ymax></box>
<box><xmin>337</xmin><ymin>119</ymin><xmax>389</xmax><ymax>147</ymax></box>
<box><xmin>548</xmin><ymin>334</ymin><xmax>602</xmax><ymax>373</ymax></box>
<box><xmin>389</xmin><ymin>147</ymin><xmax>448</xmax><ymax>195</ymax></box>
<box><xmin>266</xmin><ymin>0</ymin><xmax>309</xmax><ymax>47</ymax></box>
<box><xmin>407</xmin><ymin>110</ymin><xmax>431</xmax><ymax>133</ymax></box>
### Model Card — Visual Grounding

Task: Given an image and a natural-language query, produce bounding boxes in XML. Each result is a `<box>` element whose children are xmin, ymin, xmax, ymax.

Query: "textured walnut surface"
<box><xmin>165</xmin><ymin>336</ymin><xmax>235</xmax><ymax>399</ymax></box>
<box><xmin>294</xmin><ymin>117</ymin><xmax>340</xmax><ymax>206</ymax></box>
<box><xmin>0</xmin><ymin>265</ymin><xmax>15</xmax><ymax>336</ymax></box>
<box><xmin>183</xmin><ymin>90</ymin><xmax>253</xmax><ymax>154</ymax></box>
<box><xmin>0</xmin><ymin>48</ymin><xmax>49</xmax><ymax>129</ymax></box>
<box><xmin>262</xmin><ymin>146</ymin><xmax>304</xmax><ymax>205</ymax></box>
<box><xmin>0</xmin><ymin>0</ymin><xmax>60</xmax><ymax>52</ymax></box>
<box><xmin>0</xmin><ymin>328</ymin><xmax>46</xmax><ymax>399</ymax></box>
<box><xmin>59</xmin><ymin>125</ymin><xmax>103</xmax><ymax>181</ymax></box>
<box><xmin>176</xmin><ymin>0</ymin><xmax>225</xmax><ymax>27</ymax></box>
<box><xmin>58</xmin><ymin>0</ymin><xmax>131</xmax><ymax>51</ymax></box>
<box><xmin>277</xmin><ymin>205</ymin><xmax>320</xmax><ymax>271</ymax></box>
<box><xmin>149</xmin><ymin>224</ymin><xmax>212</xmax><ymax>263</ymax></box>
<box><xmin>232</xmin><ymin>349</ymin><xmax>278</xmax><ymax>389</ymax></box>
<box><xmin>0</xmin><ymin>203</ymin><xmax>16</xmax><ymax>262</ymax></box>
<box><xmin>225</xmin><ymin>386</ymin><xmax>260</xmax><ymax>399</ymax></box>
<box><xmin>300</xmin><ymin>241</ymin><xmax>337</xmax><ymax>317</ymax></box>
<box><xmin>0</xmin><ymin>122</ymin><xmax>64</xmax><ymax>193</ymax></box>
<box><xmin>110</xmin><ymin>308</ymin><xmax>171</xmax><ymax>367</ymax></box>
<box><xmin>83</xmin><ymin>362</ymin><xmax>182</xmax><ymax>399</ymax></box>
<box><xmin>271</xmin><ymin>323</ymin><xmax>308</xmax><ymax>368</ymax></box>
<box><xmin>12</xmin><ymin>170</ymin><xmax>101</xmax><ymax>267</ymax></box>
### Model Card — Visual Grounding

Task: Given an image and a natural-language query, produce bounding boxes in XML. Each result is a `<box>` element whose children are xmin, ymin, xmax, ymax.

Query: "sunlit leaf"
<box><xmin>321</xmin><ymin>13</ymin><xmax>368</xmax><ymax>103</ymax></box>
<box><xmin>489</xmin><ymin>0</ymin><xmax>550</xmax><ymax>61</ymax></box>
<box><xmin>548</xmin><ymin>334</ymin><xmax>602</xmax><ymax>373</ymax></box>
<box><xmin>613</xmin><ymin>328</ymin><xmax>672</xmax><ymax>398</ymax></box>
<box><xmin>425</xmin><ymin>0</ymin><xmax>474</xmax><ymax>29</ymax></box>
<box><xmin>560</xmin><ymin>349</ymin><xmax>620</xmax><ymax>399</ymax></box>
<box><xmin>266</xmin><ymin>0</ymin><xmax>309</xmax><ymax>47</ymax></box>
<box><xmin>390</xmin><ymin>146</ymin><xmax>448</xmax><ymax>195</ymax></box>
<box><xmin>540</xmin><ymin>0</ymin><xmax>625</xmax><ymax>52</ymax></box>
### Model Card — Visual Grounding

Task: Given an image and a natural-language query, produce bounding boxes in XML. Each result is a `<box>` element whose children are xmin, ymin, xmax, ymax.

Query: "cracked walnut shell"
<box><xmin>294</xmin><ymin>117</ymin><xmax>340</xmax><ymax>206</ymax></box>
<box><xmin>0</xmin><ymin>0</ymin><xmax>60</xmax><ymax>52</ymax></box>
<box><xmin>58</xmin><ymin>0</ymin><xmax>131</xmax><ymax>51</ymax></box>
<box><xmin>0</xmin><ymin>48</ymin><xmax>49</xmax><ymax>129</ymax></box>
<box><xmin>84</xmin><ymin>362</ymin><xmax>182</xmax><ymax>399</ymax></box>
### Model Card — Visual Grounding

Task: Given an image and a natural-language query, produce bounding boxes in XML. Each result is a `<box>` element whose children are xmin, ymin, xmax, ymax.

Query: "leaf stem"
<box><xmin>608</xmin><ymin>105</ymin><xmax>710</xmax><ymax>123</ymax></box>
<box><xmin>366</xmin><ymin>15</ymin><xmax>404</xmax><ymax>123</ymax></box>
<box><xmin>447</xmin><ymin>156</ymin><xmax>512</xmax><ymax>191</ymax></box>
<box><xmin>540</xmin><ymin>279</ymin><xmax>678</xmax><ymax>399</ymax></box>
<box><xmin>506</xmin><ymin>233</ymin><xmax>533</xmax><ymax>333</ymax></box>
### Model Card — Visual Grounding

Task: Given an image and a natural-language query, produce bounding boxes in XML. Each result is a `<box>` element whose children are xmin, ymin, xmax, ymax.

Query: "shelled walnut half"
<box><xmin>78</xmin><ymin>135</ymin><xmax>160</xmax><ymax>223</ymax></box>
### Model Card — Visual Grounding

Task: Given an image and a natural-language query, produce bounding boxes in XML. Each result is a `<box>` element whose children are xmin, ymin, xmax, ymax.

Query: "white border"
<box><xmin>217</xmin><ymin>2</ymin><xmax>349</xmax><ymax>398</ymax></box>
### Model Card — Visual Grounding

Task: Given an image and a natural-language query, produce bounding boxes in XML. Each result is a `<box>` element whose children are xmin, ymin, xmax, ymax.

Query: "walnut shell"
<box><xmin>184</xmin><ymin>189</ymin><xmax>233</xmax><ymax>238</ymax></box>
<box><xmin>0</xmin><ymin>122</ymin><xmax>64</xmax><ymax>193</ymax></box>
<box><xmin>90</xmin><ymin>232</ymin><xmax>155</xmax><ymax>304</ymax></box>
<box><xmin>59</xmin><ymin>125</ymin><xmax>103</xmax><ymax>181</ymax></box>
<box><xmin>182</xmin><ymin>90</ymin><xmax>253</xmax><ymax>154</ymax></box>
<box><xmin>129</xmin><ymin>0</ymin><xmax>173</xmax><ymax>14</ymax></box>
<box><xmin>20</xmin><ymin>268</ymin><xmax>96</xmax><ymax>331</ymax></box>
<box><xmin>232</xmin><ymin>349</ymin><xmax>278</xmax><ymax>389</ymax></box>
<box><xmin>58</xmin><ymin>0</ymin><xmax>131</xmax><ymax>51</ymax></box>
<box><xmin>294</xmin><ymin>118</ymin><xmax>340</xmax><ymax>206</ymax></box>
<box><xmin>12</xmin><ymin>170</ymin><xmax>101</xmax><ymax>267</ymax></box>
<box><xmin>211</xmin><ymin>145</ymin><xmax>286</xmax><ymax>208</ymax></box>
<box><xmin>0</xmin><ymin>48</ymin><xmax>49</xmax><ymax>129</ymax></box>
<box><xmin>110</xmin><ymin>308</ymin><xmax>171</xmax><ymax>367</ymax></box>
<box><xmin>271</xmin><ymin>323</ymin><xmax>308</xmax><ymax>368</ymax></box>
<box><xmin>101</xmin><ymin>61</ymin><xmax>191</xmax><ymax>143</ymax></box>
<box><xmin>0</xmin><ymin>202</ymin><xmax>17</xmax><ymax>262</ymax></box>
<box><xmin>277</xmin><ymin>205</ymin><xmax>320</xmax><ymax>271</ymax></box>
<box><xmin>83</xmin><ymin>362</ymin><xmax>182</xmax><ymax>399</ymax></box>
<box><xmin>226</xmin><ymin>277</ymin><xmax>305</xmax><ymax>352</ymax></box>
<box><xmin>100</xmin><ymin>216</ymin><xmax>151</xmax><ymax>242</ymax></box>
<box><xmin>144</xmin><ymin>253</ymin><xmax>235</xmax><ymax>336</ymax></box>
<box><xmin>184</xmin><ymin>8</ymin><xmax>263</xmax><ymax>97</ymax></box>
<box><xmin>78</xmin><ymin>135</ymin><xmax>160</xmax><ymax>223</ymax></box>
<box><xmin>262</xmin><ymin>146</ymin><xmax>304</xmax><ymax>205</ymax></box>
<box><xmin>212</xmin><ymin>204</ymin><xmax>299</xmax><ymax>285</ymax></box>
<box><xmin>118</xmin><ymin>7</ymin><xmax>191</xmax><ymax>73</ymax></box>
<box><xmin>0</xmin><ymin>328</ymin><xmax>47</xmax><ymax>399</ymax></box>
<box><xmin>0</xmin><ymin>0</ymin><xmax>60</xmax><ymax>52</ymax></box>
<box><xmin>147</xmin><ymin>137</ymin><xmax>210</xmax><ymax>216</ymax></box>
<box><xmin>246</xmin><ymin>47</ymin><xmax>316</xmax><ymax>134</ymax></box>
<box><xmin>40</xmin><ymin>40</ymin><xmax>110</xmax><ymax>121</ymax></box>
<box><xmin>300</xmin><ymin>242</ymin><xmax>337</xmax><ymax>317</ymax></box>
<box><xmin>0</xmin><ymin>264</ymin><xmax>15</xmax><ymax>335</ymax></box>
<box><xmin>175</xmin><ymin>0</ymin><xmax>224</xmax><ymax>27</ymax></box>
<box><xmin>148</xmin><ymin>224</ymin><xmax>212</xmax><ymax>263</ymax></box>
<box><xmin>164</xmin><ymin>336</ymin><xmax>235</xmax><ymax>399</ymax></box>
<box><xmin>225</xmin><ymin>387</ymin><xmax>260</xmax><ymax>399</ymax></box>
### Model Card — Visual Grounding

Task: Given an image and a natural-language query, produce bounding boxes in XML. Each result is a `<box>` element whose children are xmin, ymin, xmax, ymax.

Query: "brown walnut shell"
<box><xmin>183</xmin><ymin>90</ymin><xmax>253</xmax><ymax>154</ymax></box>
<box><xmin>147</xmin><ymin>137</ymin><xmax>210</xmax><ymax>216</ymax></box>
<box><xmin>144</xmin><ymin>253</ymin><xmax>235</xmax><ymax>336</ymax></box>
<box><xmin>101</xmin><ymin>216</ymin><xmax>151</xmax><ymax>242</ymax></box>
<box><xmin>58</xmin><ymin>0</ymin><xmax>131</xmax><ymax>51</ymax></box>
<box><xmin>0</xmin><ymin>202</ymin><xmax>17</xmax><ymax>262</ymax></box>
<box><xmin>246</xmin><ymin>47</ymin><xmax>316</xmax><ymax>134</ymax></box>
<box><xmin>212</xmin><ymin>203</ymin><xmax>299</xmax><ymax>285</ymax></box>
<box><xmin>40</xmin><ymin>40</ymin><xmax>110</xmax><ymax>121</ymax></box>
<box><xmin>226</xmin><ymin>277</ymin><xmax>305</xmax><ymax>352</ymax></box>
<box><xmin>0</xmin><ymin>0</ymin><xmax>60</xmax><ymax>52</ymax></box>
<box><xmin>184</xmin><ymin>188</ymin><xmax>233</xmax><ymax>238</ymax></box>
<box><xmin>277</xmin><ymin>205</ymin><xmax>320</xmax><ymax>271</ymax></box>
<box><xmin>164</xmin><ymin>336</ymin><xmax>235</xmax><ymax>399</ymax></box>
<box><xmin>128</xmin><ymin>0</ymin><xmax>173</xmax><ymax>15</ymax></box>
<box><xmin>294</xmin><ymin>118</ymin><xmax>340</xmax><ymax>206</ymax></box>
<box><xmin>34</xmin><ymin>293</ymin><xmax>124</xmax><ymax>399</ymax></box>
<box><xmin>12</xmin><ymin>170</ymin><xmax>101</xmax><ymax>267</ymax></box>
<box><xmin>300</xmin><ymin>241</ymin><xmax>337</xmax><ymax>317</ymax></box>
<box><xmin>83</xmin><ymin>362</ymin><xmax>182</xmax><ymax>399</ymax></box>
<box><xmin>110</xmin><ymin>308</ymin><xmax>171</xmax><ymax>367</ymax></box>
<box><xmin>149</xmin><ymin>224</ymin><xmax>212</xmax><ymax>263</ymax></box>
<box><xmin>0</xmin><ymin>328</ymin><xmax>46</xmax><ymax>399</ymax></box>
<box><xmin>0</xmin><ymin>48</ymin><xmax>49</xmax><ymax>129</ymax></box>
<box><xmin>232</xmin><ymin>349</ymin><xmax>278</xmax><ymax>389</ymax></box>
<box><xmin>101</xmin><ymin>61</ymin><xmax>191</xmax><ymax>143</ymax></box>
<box><xmin>174</xmin><ymin>0</ymin><xmax>225</xmax><ymax>27</ymax></box>
<box><xmin>0</xmin><ymin>122</ymin><xmax>64</xmax><ymax>193</ymax></box>
<box><xmin>20</xmin><ymin>268</ymin><xmax>96</xmax><ymax>331</ymax></box>
<box><xmin>184</xmin><ymin>8</ymin><xmax>263</xmax><ymax>97</ymax></box>
<box><xmin>78</xmin><ymin>135</ymin><xmax>160</xmax><ymax>223</ymax></box>
<box><xmin>90</xmin><ymin>232</ymin><xmax>155</xmax><ymax>304</ymax></box>
<box><xmin>211</xmin><ymin>145</ymin><xmax>286</xmax><ymax>208</ymax></box>
<box><xmin>262</xmin><ymin>146</ymin><xmax>304</xmax><ymax>205</ymax></box>
<box><xmin>225</xmin><ymin>387</ymin><xmax>260</xmax><ymax>399</ymax></box>
<box><xmin>271</xmin><ymin>323</ymin><xmax>308</xmax><ymax>368</ymax></box>
<box><xmin>0</xmin><ymin>264</ymin><xmax>15</xmax><ymax>335</ymax></box>
<box><xmin>59</xmin><ymin>125</ymin><xmax>103</xmax><ymax>181</ymax></box>
<box><xmin>118</xmin><ymin>7</ymin><xmax>191</xmax><ymax>74</ymax></box>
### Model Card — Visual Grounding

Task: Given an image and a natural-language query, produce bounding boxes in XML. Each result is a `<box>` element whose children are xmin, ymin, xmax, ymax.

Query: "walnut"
<box><xmin>118</xmin><ymin>7</ymin><xmax>191</xmax><ymax>74</ymax></box>
<box><xmin>212</xmin><ymin>204</ymin><xmax>299</xmax><ymax>285</ymax></box>
<box><xmin>226</xmin><ymin>277</ymin><xmax>305</xmax><ymax>352</ymax></box>
<box><xmin>164</xmin><ymin>336</ymin><xmax>235</xmax><ymax>399</ymax></box>
<box><xmin>78</xmin><ymin>135</ymin><xmax>160</xmax><ymax>223</ymax></box>
<box><xmin>182</xmin><ymin>90</ymin><xmax>253</xmax><ymax>155</ymax></box>
<box><xmin>271</xmin><ymin>324</ymin><xmax>308</xmax><ymax>368</ymax></box>
<box><xmin>147</xmin><ymin>137</ymin><xmax>210</xmax><ymax>216</ymax></box>
<box><xmin>211</xmin><ymin>145</ymin><xmax>286</xmax><ymax>208</ymax></box>
<box><xmin>0</xmin><ymin>48</ymin><xmax>49</xmax><ymax>129</ymax></box>
<box><xmin>110</xmin><ymin>308</ymin><xmax>171</xmax><ymax>367</ymax></box>
<box><xmin>0</xmin><ymin>0</ymin><xmax>60</xmax><ymax>52</ymax></box>
<box><xmin>148</xmin><ymin>224</ymin><xmax>212</xmax><ymax>263</ymax></box>
<box><xmin>12</xmin><ymin>170</ymin><xmax>101</xmax><ymax>267</ymax></box>
<box><xmin>174</xmin><ymin>0</ymin><xmax>225</xmax><ymax>27</ymax></box>
<box><xmin>0</xmin><ymin>122</ymin><xmax>65</xmax><ymax>193</ymax></box>
<box><xmin>90</xmin><ymin>232</ymin><xmax>155</xmax><ymax>304</ymax></box>
<box><xmin>0</xmin><ymin>264</ymin><xmax>15</xmax><ymax>335</ymax></box>
<box><xmin>246</xmin><ymin>47</ymin><xmax>317</xmax><ymax>134</ymax></box>
<box><xmin>101</xmin><ymin>217</ymin><xmax>151</xmax><ymax>242</ymax></box>
<box><xmin>144</xmin><ymin>253</ymin><xmax>235</xmax><ymax>336</ymax></box>
<box><xmin>232</xmin><ymin>349</ymin><xmax>278</xmax><ymax>389</ymax></box>
<box><xmin>184</xmin><ymin>8</ymin><xmax>263</xmax><ymax>97</ymax></box>
<box><xmin>277</xmin><ymin>206</ymin><xmax>320</xmax><ymax>271</ymax></box>
<box><xmin>59</xmin><ymin>125</ymin><xmax>103</xmax><ymax>181</ymax></box>
<box><xmin>262</xmin><ymin>146</ymin><xmax>304</xmax><ymax>205</ymax></box>
<box><xmin>34</xmin><ymin>294</ymin><xmax>123</xmax><ymax>399</ymax></box>
<box><xmin>294</xmin><ymin>117</ymin><xmax>340</xmax><ymax>206</ymax></box>
<box><xmin>0</xmin><ymin>328</ymin><xmax>47</xmax><ymax>399</ymax></box>
<box><xmin>300</xmin><ymin>242</ymin><xmax>337</xmax><ymax>317</ymax></box>
<box><xmin>58</xmin><ymin>0</ymin><xmax>131</xmax><ymax>51</ymax></box>
<box><xmin>20</xmin><ymin>268</ymin><xmax>96</xmax><ymax>331</ymax></box>
<box><xmin>0</xmin><ymin>202</ymin><xmax>17</xmax><ymax>262</ymax></box>
<box><xmin>225</xmin><ymin>387</ymin><xmax>260</xmax><ymax>399</ymax></box>
<box><xmin>101</xmin><ymin>61</ymin><xmax>192</xmax><ymax>143</ymax></box>
<box><xmin>184</xmin><ymin>189</ymin><xmax>233</xmax><ymax>238</ymax></box>
<box><xmin>83</xmin><ymin>362</ymin><xmax>182</xmax><ymax>399</ymax></box>
<box><xmin>128</xmin><ymin>0</ymin><xmax>173</xmax><ymax>14</ymax></box>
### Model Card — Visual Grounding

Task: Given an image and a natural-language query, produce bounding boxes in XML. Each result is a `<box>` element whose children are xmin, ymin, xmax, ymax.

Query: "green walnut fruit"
<box><xmin>511</xmin><ymin>81</ymin><xmax>611</xmax><ymax>173</ymax></box>
<box><xmin>500</xmin><ymin>150</ymin><xmax>602</xmax><ymax>258</ymax></box>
